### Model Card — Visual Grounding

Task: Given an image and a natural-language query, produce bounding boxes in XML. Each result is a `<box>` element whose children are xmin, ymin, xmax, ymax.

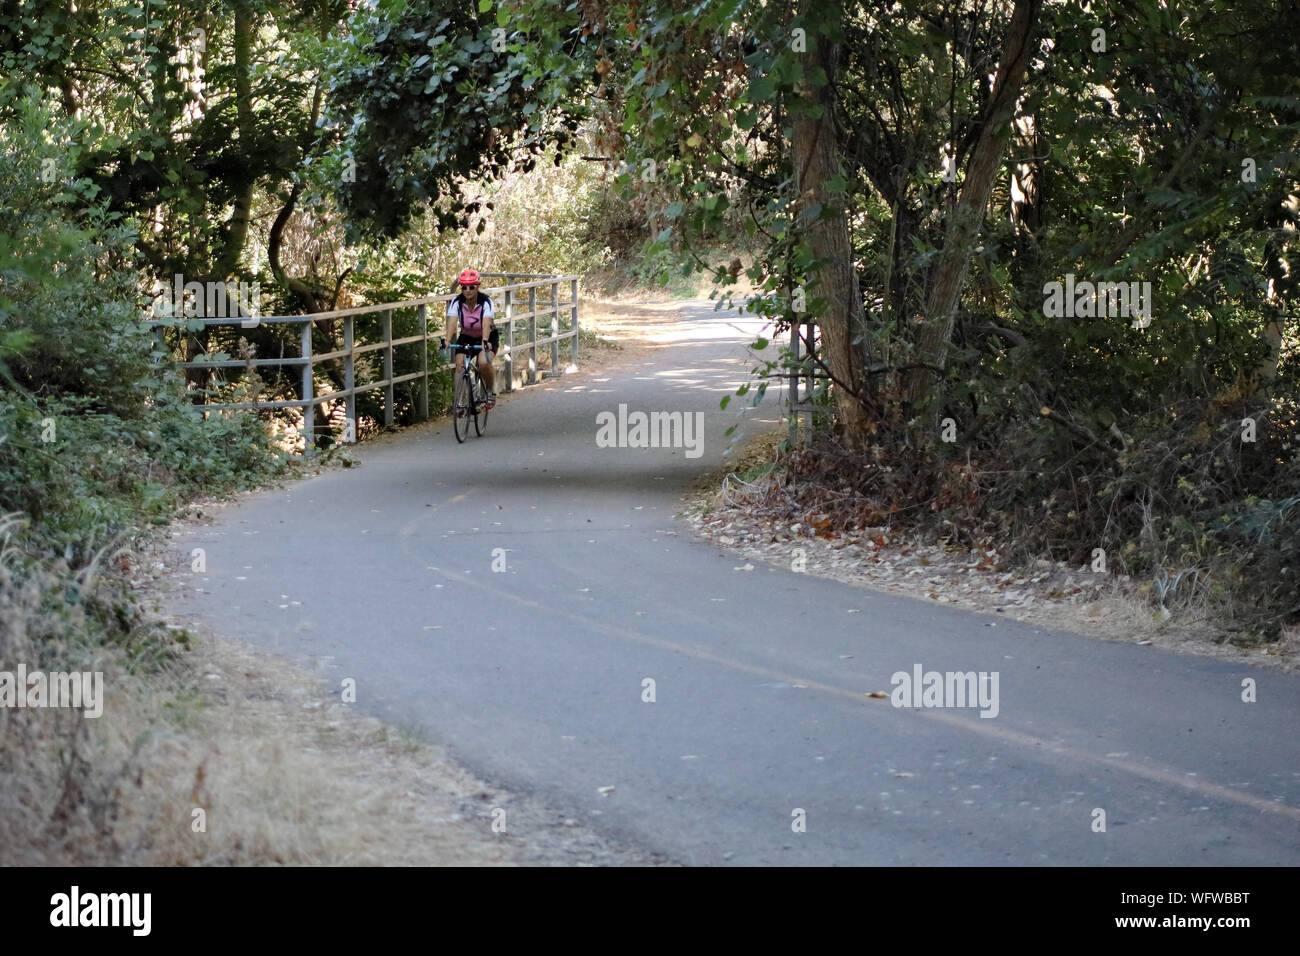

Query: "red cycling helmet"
<box><xmin>457</xmin><ymin>269</ymin><xmax>481</xmax><ymax>287</ymax></box>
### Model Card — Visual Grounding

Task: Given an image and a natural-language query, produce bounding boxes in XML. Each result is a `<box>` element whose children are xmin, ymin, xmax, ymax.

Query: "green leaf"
<box><xmin>478</xmin><ymin>0</ymin><xmax>492</xmax><ymax>12</ymax></box>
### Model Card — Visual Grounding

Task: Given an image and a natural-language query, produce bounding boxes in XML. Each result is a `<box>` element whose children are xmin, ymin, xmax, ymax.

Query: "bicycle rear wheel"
<box><xmin>472</xmin><ymin>374</ymin><xmax>488</xmax><ymax>436</ymax></box>
<box><xmin>453</xmin><ymin>370</ymin><xmax>471</xmax><ymax>443</ymax></box>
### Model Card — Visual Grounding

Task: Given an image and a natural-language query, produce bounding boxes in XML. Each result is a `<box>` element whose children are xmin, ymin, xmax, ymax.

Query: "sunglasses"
<box><xmin>462</xmin><ymin>284</ymin><xmax>479</xmax><ymax>290</ymax></box>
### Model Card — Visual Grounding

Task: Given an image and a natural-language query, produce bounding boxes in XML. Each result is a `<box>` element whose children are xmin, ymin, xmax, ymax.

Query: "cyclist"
<box><xmin>441</xmin><ymin>268</ymin><xmax>498</xmax><ymax>409</ymax></box>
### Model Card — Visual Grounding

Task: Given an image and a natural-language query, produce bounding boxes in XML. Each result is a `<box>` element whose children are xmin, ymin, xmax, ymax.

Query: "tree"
<box><xmin>791</xmin><ymin>2</ymin><xmax>874</xmax><ymax>439</ymax></box>
<box><xmin>902</xmin><ymin>0</ymin><xmax>1041</xmax><ymax>407</ymax></box>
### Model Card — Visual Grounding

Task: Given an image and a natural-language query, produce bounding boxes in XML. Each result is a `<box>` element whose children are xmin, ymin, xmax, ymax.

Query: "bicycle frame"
<box><xmin>453</xmin><ymin>343</ymin><xmax>489</xmax><ymax>396</ymax></box>
<box><xmin>450</xmin><ymin>343</ymin><xmax>491</xmax><ymax>441</ymax></box>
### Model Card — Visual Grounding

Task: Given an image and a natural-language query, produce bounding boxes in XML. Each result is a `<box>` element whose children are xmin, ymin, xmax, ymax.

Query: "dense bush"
<box><xmin>0</xmin><ymin>89</ymin><xmax>286</xmax><ymax>618</ymax></box>
<box><xmin>0</xmin><ymin>94</ymin><xmax>155</xmax><ymax>418</ymax></box>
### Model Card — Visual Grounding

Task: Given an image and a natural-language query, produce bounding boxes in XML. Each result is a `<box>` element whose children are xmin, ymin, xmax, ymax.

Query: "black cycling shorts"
<box><xmin>455</xmin><ymin>328</ymin><xmax>499</xmax><ymax>353</ymax></box>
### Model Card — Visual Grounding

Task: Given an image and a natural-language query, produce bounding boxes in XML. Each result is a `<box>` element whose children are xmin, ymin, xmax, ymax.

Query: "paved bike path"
<box><xmin>176</xmin><ymin>300</ymin><xmax>1300</xmax><ymax>865</ymax></box>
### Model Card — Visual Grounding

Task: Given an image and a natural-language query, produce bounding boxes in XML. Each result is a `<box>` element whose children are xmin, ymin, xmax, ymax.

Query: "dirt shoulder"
<box><xmin>678</xmin><ymin>430</ymin><xmax>1300</xmax><ymax>673</ymax></box>
<box><xmin>92</xmin><ymin>298</ymin><xmax>683</xmax><ymax>867</ymax></box>
<box><xmin>94</xmin><ymin>613</ymin><xmax>671</xmax><ymax>865</ymax></box>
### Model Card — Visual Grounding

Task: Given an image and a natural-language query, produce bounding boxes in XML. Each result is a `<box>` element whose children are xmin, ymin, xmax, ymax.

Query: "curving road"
<box><xmin>176</xmin><ymin>300</ymin><xmax>1300</xmax><ymax>866</ymax></box>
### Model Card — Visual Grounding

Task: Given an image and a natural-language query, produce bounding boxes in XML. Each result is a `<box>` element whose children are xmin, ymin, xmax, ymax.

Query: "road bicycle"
<box><xmin>445</xmin><ymin>341</ymin><xmax>491</xmax><ymax>442</ymax></box>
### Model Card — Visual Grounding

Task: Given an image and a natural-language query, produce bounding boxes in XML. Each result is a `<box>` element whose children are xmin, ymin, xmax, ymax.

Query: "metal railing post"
<box><xmin>382</xmin><ymin>308</ymin><xmax>394</xmax><ymax>426</ymax></box>
<box><xmin>344</xmin><ymin>314</ymin><xmax>356</xmax><ymax>441</ymax></box>
<box><xmin>502</xmin><ymin>288</ymin><xmax>513</xmax><ymax>393</ymax></box>
<box><xmin>804</xmin><ymin>320</ymin><xmax>814</xmax><ymax>444</ymax></box>
<box><xmin>301</xmin><ymin>319</ymin><xmax>315</xmax><ymax>457</ymax></box>
<box><xmin>788</xmin><ymin>318</ymin><xmax>800</xmax><ymax>446</ymax></box>
<box><xmin>549</xmin><ymin>279</ymin><xmax>560</xmax><ymax>374</ymax></box>
<box><xmin>570</xmin><ymin>277</ymin><xmax>579</xmax><ymax>366</ymax></box>
<box><xmin>417</xmin><ymin>304</ymin><xmax>429</xmax><ymax>420</ymax></box>
<box><xmin>527</xmin><ymin>285</ymin><xmax>537</xmax><ymax>385</ymax></box>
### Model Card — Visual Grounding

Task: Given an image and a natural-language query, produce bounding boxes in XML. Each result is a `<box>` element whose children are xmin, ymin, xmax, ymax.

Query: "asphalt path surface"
<box><xmin>178</xmin><ymin>299</ymin><xmax>1300</xmax><ymax>865</ymax></box>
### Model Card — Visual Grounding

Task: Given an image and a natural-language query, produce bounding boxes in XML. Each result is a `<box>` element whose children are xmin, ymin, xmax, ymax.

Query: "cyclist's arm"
<box><xmin>477</xmin><ymin>300</ymin><xmax>494</xmax><ymax>356</ymax></box>
<box><xmin>444</xmin><ymin>303</ymin><xmax>457</xmax><ymax>344</ymax></box>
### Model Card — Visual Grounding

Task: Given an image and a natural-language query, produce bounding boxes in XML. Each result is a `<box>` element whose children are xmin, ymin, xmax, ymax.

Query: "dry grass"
<box><xmin>0</xmin><ymin>539</ymin><xmax>142</xmax><ymax>866</ymax></box>
<box><xmin>3</xmin><ymin>563</ymin><xmax>666</xmax><ymax>865</ymax></box>
<box><xmin>105</xmin><ymin>634</ymin><xmax>520</xmax><ymax>865</ymax></box>
<box><xmin>0</xmin><ymin>581</ymin><xmax>506</xmax><ymax>866</ymax></box>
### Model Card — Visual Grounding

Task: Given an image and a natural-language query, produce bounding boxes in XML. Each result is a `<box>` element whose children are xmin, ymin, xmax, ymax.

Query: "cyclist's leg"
<box><xmin>452</xmin><ymin>341</ymin><xmax>469</xmax><ymax>413</ymax></box>
<box><xmin>477</xmin><ymin>349</ymin><xmax>495</xmax><ymax>396</ymax></box>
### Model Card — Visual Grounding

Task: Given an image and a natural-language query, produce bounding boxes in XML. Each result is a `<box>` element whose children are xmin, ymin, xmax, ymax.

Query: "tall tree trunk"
<box><xmin>792</xmin><ymin>0</ymin><xmax>873</xmax><ymax>444</ymax></box>
<box><xmin>213</xmin><ymin>2</ymin><xmax>255</xmax><ymax>280</ymax></box>
<box><xmin>903</xmin><ymin>0</ymin><xmax>1042</xmax><ymax>406</ymax></box>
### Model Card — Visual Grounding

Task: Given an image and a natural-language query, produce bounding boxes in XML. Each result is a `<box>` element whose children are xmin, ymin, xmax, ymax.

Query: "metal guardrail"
<box><xmin>787</xmin><ymin>316</ymin><xmax>822</xmax><ymax>445</ymax></box>
<box><xmin>148</xmin><ymin>273</ymin><xmax>580</xmax><ymax>456</ymax></box>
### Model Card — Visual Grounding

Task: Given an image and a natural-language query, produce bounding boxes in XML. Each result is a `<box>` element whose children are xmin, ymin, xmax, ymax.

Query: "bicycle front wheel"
<box><xmin>453</xmin><ymin>370</ymin><xmax>471</xmax><ymax>443</ymax></box>
<box><xmin>472</xmin><ymin>375</ymin><xmax>488</xmax><ymax>436</ymax></box>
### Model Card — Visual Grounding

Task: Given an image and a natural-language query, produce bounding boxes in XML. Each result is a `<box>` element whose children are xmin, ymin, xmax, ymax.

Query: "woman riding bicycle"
<box><xmin>441</xmin><ymin>268</ymin><xmax>498</xmax><ymax>408</ymax></box>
